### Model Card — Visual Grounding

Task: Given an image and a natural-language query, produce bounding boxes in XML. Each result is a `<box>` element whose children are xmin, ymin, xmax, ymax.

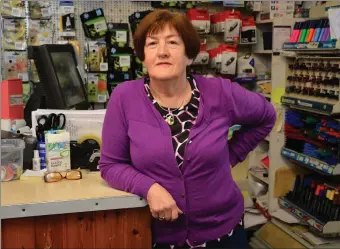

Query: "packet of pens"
<box><xmin>288</xmin><ymin>19</ymin><xmax>331</xmax><ymax>44</ymax></box>
<box><xmin>286</xmin><ymin>57</ymin><xmax>340</xmax><ymax>100</ymax></box>
<box><xmin>284</xmin><ymin>110</ymin><xmax>340</xmax><ymax>167</ymax></box>
<box><xmin>284</xmin><ymin>174</ymin><xmax>340</xmax><ymax>225</ymax></box>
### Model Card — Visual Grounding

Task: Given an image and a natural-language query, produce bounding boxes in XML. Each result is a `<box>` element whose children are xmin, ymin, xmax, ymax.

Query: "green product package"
<box><xmin>80</xmin><ymin>8</ymin><xmax>108</xmax><ymax>39</ymax></box>
<box><xmin>86</xmin><ymin>73</ymin><xmax>108</xmax><ymax>103</ymax></box>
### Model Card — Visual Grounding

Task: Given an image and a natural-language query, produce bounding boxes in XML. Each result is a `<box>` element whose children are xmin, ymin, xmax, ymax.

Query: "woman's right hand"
<box><xmin>147</xmin><ymin>183</ymin><xmax>183</xmax><ymax>222</ymax></box>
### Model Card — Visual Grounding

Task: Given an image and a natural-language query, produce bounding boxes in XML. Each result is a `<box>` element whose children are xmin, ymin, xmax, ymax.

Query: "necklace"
<box><xmin>151</xmin><ymin>82</ymin><xmax>188</xmax><ymax>126</ymax></box>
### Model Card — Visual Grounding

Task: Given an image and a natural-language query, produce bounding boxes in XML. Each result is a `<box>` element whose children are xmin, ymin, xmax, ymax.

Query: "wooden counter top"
<box><xmin>0</xmin><ymin>171</ymin><xmax>147</xmax><ymax>219</ymax></box>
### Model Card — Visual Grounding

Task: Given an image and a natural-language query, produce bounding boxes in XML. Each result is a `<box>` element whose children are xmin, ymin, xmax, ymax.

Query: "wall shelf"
<box><xmin>281</xmin><ymin>93</ymin><xmax>340</xmax><ymax>116</ymax></box>
<box><xmin>281</xmin><ymin>147</ymin><xmax>340</xmax><ymax>176</ymax></box>
<box><xmin>282</xmin><ymin>40</ymin><xmax>340</xmax><ymax>53</ymax></box>
<box><xmin>279</xmin><ymin>197</ymin><xmax>340</xmax><ymax>235</ymax></box>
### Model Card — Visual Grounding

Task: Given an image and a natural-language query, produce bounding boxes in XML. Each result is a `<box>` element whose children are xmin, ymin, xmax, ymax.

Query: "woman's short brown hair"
<box><xmin>133</xmin><ymin>9</ymin><xmax>200</xmax><ymax>61</ymax></box>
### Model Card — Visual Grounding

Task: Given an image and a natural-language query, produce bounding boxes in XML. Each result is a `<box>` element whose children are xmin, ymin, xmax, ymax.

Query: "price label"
<box><xmin>88</xmin><ymin>75</ymin><xmax>98</xmax><ymax>84</ymax></box>
<box><xmin>11</xmin><ymin>7</ymin><xmax>23</xmax><ymax>17</ymax></box>
<box><xmin>97</xmin><ymin>94</ymin><xmax>107</xmax><ymax>103</ymax></box>
<box><xmin>41</xmin><ymin>7</ymin><xmax>51</xmax><ymax>17</ymax></box>
<box><xmin>88</xmin><ymin>43</ymin><xmax>99</xmax><ymax>52</ymax></box>
<box><xmin>10</xmin><ymin>95</ymin><xmax>23</xmax><ymax>106</ymax></box>
<box><xmin>307</xmin><ymin>42</ymin><xmax>319</xmax><ymax>49</ymax></box>
<box><xmin>15</xmin><ymin>42</ymin><xmax>24</xmax><ymax>50</ymax></box>
<box><xmin>18</xmin><ymin>73</ymin><xmax>29</xmax><ymax>82</ymax></box>
<box><xmin>95</xmin><ymin>20</ymin><xmax>107</xmax><ymax>32</ymax></box>
<box><xmin>5</xmin><ymin>54</ymin><xmax>16</xmax><ymax>63</ymax></box>
<box><xmin>119</xmin><ymin>56</ymin><xmax>131</xmax><ymax>67</ymax></box>
<box><xmin>40</xmin><ymin>38</ymin><xmax>52</xmax><ymax>45</ymax></box>
<box><xmin>116</xmin><ymin>31</ymin><xmax>127</xmax><ymax>43</ymax></box>
<box><xmin>60</xmin><ymin>6</ymin><xmax>74</xmax><ymax>14</ymax></box>
<box><xmin>31</xmin><ymin>20</ymin><xmax>40</xmax><ymax>29</ymax></box>
<box><xmin>100</xmin><ymin>63</ymin><xmax>108</xmax><ymax>71</ymax></box>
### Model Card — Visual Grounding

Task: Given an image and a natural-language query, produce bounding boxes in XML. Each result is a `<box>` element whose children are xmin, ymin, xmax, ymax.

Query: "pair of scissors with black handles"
<box><xmin>36</xmin><ymin>113</ymin><xmax>66</xmax><ymax>141</ymax></box>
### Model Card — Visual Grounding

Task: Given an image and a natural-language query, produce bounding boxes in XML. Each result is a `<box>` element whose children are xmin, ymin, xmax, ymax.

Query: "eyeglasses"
<box><xmin>44</xmin><ymin>170</ymin><xmax>82</xmax><ymax>183</ymax></box>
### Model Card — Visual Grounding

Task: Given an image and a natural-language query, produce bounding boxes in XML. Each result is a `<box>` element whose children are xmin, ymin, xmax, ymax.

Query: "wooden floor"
<box><xmin>2</xmin><ymin>207</ymin><xmax>151</xmax><ymax>249</ymax></box>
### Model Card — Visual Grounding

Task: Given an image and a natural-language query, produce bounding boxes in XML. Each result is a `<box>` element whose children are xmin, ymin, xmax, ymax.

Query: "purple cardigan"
<box><xmin>99</xmin><ymin>75</ymin><xmax>276</xmax><ymax>246</ymax></box>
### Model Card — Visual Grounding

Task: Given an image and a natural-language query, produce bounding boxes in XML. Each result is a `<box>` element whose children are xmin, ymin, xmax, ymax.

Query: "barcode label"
<box><xmin>11</xmin><ymin>8</ymin><xmax>23</xmax><ymax>17</ymax></box>
<box><xmin>100</xmin><ymin>63</ymin><xmax>108</xmax><ymax>71</ymax></box>
<box><xmin>119</xmin><ymin>56</ymin><xmax>130</xmax><ymax>67</ymax></box>
<box><xmin>116</xmin><ymin>31</ymin><xmax>127</xmax><ymax>43</ymax></box>
<box><xmin>41</xmin><ymin>7</ymin><xmax>51</xmax><ymax>17</ymax></box>
<box><xmin>10</xmin><ymin>95</ymin><xmax>23</xmax><ymax>106</ymax></box>
<box><xmin>97</xmin><ymin>95</ymin><xmax>107</xmax><ymax>103</ymax></box>
<box><xmin>95</xmin><ymin>20</ymin><xmax>107</xmax><ymax>32</ymax></box>
<box><xmin>18</xmin><ymin>73</ymin><xmax>29</xmax><ymax>82</ymax></box>
<box><xmin>15</xmin><ymin>42</ymin><xmax>24</xmax><ymax>50</ymax></box>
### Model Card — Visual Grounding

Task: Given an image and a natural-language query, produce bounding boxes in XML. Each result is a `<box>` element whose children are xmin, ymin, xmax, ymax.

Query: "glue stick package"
<box><xmin>45</xmin><ymin>131</ymin><xmax>71</xmax><ymax>172</ymax></box>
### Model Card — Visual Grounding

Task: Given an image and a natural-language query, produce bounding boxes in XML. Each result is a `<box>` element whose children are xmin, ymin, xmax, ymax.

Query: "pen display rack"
<box><xmin>279</xmin><ymin>172</ymin><xmax>340</xmax><ymax>236</ymax></box>
<box><xmin>279</xmin><ymin>197</ymin><xmax>340</xmax><ymax>236</ymax></box>
<box><xmin>282</xmin><ymin>109</ymin><xmax>340</xmax><ymax>176</ymax></box>
<box><xmin>281</xmin><ymin>56</ymin><xmax>340</xmax><ymax>115</ymax></box>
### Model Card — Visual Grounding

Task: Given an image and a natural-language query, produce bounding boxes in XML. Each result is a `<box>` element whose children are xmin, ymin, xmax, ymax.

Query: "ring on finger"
<box><xmin>159</xmin><ymin>216</ymin><xmax>165</xmax><ymax>220</ymax></box>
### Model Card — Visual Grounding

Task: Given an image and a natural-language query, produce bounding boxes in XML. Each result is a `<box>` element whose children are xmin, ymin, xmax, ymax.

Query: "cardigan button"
<box><xmin>181</xmin><ymin>194</ymin><xmax>185</xmax><ymax>198</ymax></box>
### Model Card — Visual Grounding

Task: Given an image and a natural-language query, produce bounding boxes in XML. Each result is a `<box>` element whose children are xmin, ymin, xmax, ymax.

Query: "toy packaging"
<box><xmin>86</xmin><ymin>73</ymin><xmax>108</xmax><ymax>103</ymax></box>
<box><xmin>224</xmin><ymin>10</ymin><xmax>241</xmax><ymax>43</ymax></box>
<box><xmin>3</xmin><ymin>19</ymin><xmax>26</xmax><ymax>51</ymax></box>
<box><xmin>84</xmin><ymin>41</ymin><xmax>108</xmax><ymax>72</ymax></box>
<box><xmin>80</xmin><ymin>8</ymin><xmax>108</xmax><ymax>39</ymax></box>
<box><xmin>59</xmin><ymin>1</ymin><xmax>76</xmax><ymax>37</ymax></box>
<box><xmin>1</xmin><ymin>0</ymin><xmax>25</xmax><ymax>18</ymax></box>
<box><xmin>240</xmin><ymin>16</ymin><xmax>256</xmax><ymax>44</ymax></box>
<box><xmin>29</xmin><ymin>20</ymin><xmax>53</xmax><ymax>46</ymax></box>
<box><xmin>4</xmin><ymin>51</ymin><xmax>28</xmax><ymax>82</ymax></box>
<box><xmin>29</xmin><ymin>1</ymin><xmax>52</xmax><ymax>19</ymax></box>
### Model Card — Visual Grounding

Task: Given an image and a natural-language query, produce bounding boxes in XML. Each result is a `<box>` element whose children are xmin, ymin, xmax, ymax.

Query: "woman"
<box><xmin>100</xmin><ymin>9</ymin><xmax>276</xmax><ymax>249</ymax></box>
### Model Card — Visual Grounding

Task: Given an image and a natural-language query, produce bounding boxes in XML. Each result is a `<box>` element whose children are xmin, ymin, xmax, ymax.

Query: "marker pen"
<box><xmin>311</xmin><ymin>185</ymin><xmax>321</xmax><ymax>214</ymax></box>
<box><xmin>312</xmin><ymin>19</ymin><xmax>324</xmax><ymax>42</ymax></box>
<box><xmin>320</xmin><ymin>20</ymin><xmax>329</xmax><ymax>41</ymax></box>
<box><xmin>290</xmin><ymin>22</ymin><xmax>301</xmax><ymax>42</ymax></box>
<box><xmin>299</xmin><ymin>21</ymin><xmax>309</xmax><ymax>43</ymax></box>
<box><xmin>306</xmin><ymin>20</ymin><xmax>317</xmax><ymax>43</ymax></box>
<box><xmin>317</xmin><ymin>19</ymin><xmax>328</xmax><ymax>42</ymax></box>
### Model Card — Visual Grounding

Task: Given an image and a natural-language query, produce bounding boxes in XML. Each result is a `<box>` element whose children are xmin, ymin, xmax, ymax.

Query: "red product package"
<box><xmin>1</xmin><ymin>79</ymin><xmax>24</xmax><ymax>120</ymax></box>
<box><xmin>240</xmin><ymin>16</ymin><xmax>256</xmax><ymax>44</ymax></box>
<box><xmin>187</xmin><ymin>9</ymin><xmax>210</xmax><ymax>33</ymax></box>
<box><xmin>224</xmin><ymin>10</ymin><xmax>241</xmax><ymax>43</ymax></box>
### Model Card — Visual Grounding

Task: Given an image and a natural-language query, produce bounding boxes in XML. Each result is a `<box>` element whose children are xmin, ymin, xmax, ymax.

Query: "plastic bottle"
<box><xmin>32</xmin><ymin>150</ymin><xmax>41</xmax><ymax>171</ymax></box>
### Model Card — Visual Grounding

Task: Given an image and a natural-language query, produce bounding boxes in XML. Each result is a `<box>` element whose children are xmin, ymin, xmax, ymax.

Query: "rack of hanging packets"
<box><xmin>277</xmin><ymin>17</ymin><xmax>340</xmax><ymax>237</ymax></box>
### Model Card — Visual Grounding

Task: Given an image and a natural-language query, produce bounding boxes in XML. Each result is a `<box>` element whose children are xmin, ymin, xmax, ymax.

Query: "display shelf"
<box><xmin>252</xmin><ymin>50</ymin><xmax>272</xmax><ymax>54</ymax></box>
<box><xmin>256</xmin><ymin>19</ymin><xmax>273</xmax><ymax>24</ymax></box>
<box><xmin>249</xmin><ymin>170</ymin><xmax>269</xmax><ymax>185</ymax></box>
<box><xmin>282</xmin><ymin>40</ymin><xmax>340</xmax><ymax>53</ymax></box>
<box><xmin>279</xmin><ymin>197</ymin><xmax>340</xmax><ymax>235</ymax></box>
<box><xmin>281</xmin><ymin>93</ymin><xmax>340</xmax><ymax>115</ymax></box>
<box><xmin>281</xmin><ymin>147</ymin><xmax>340</xmax><ymax>175</ymax></box>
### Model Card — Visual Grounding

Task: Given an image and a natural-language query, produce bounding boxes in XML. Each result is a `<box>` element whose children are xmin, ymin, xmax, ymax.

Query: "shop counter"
<box><xmin>1</xmin><ymin>171</ymin><xmax>152</xmax><ymax>248</ymax></box>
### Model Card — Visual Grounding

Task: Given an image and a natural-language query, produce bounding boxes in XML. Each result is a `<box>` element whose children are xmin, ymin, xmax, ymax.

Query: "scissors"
<box><xmin>36</xmin><ymin>113</ymin><xmax>66</xmax><ymax>132</ymax></box>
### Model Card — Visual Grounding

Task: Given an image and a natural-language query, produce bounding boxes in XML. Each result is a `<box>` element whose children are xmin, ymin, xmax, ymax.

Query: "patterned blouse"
<box><xmin>144</xmin><ymin>75</ymin><xmax>244</xmax><ymax>248</ymax></box>
<box><xmin>144</xmin><ymin>75</ymin><xmax>200</xmax><ymax>169</ymax></box>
